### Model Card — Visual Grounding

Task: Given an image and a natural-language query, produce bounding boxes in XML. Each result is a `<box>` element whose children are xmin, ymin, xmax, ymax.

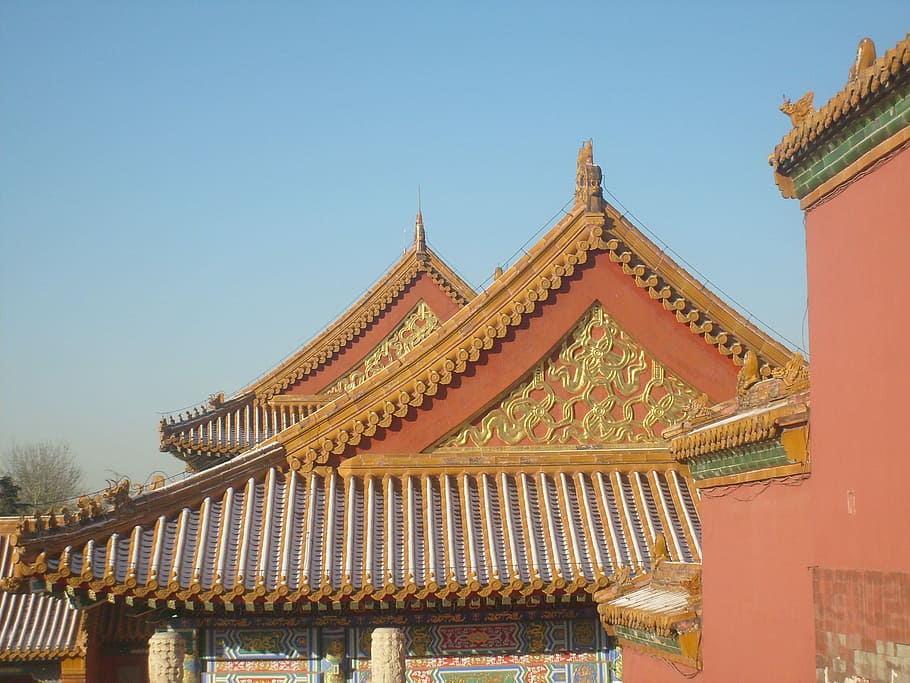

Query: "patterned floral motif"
<box><xmin>324</xmin><ymin>300</ymin><xmax>439</xmax><ymax>396</ymax></box>
<box><xmin>439</xmin><ymin>303</ymin><xmax>699</xmax><ymax>448</ymax></box>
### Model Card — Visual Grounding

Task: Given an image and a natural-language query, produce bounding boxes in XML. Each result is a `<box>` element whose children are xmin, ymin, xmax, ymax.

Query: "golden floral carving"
<box><xmin>324</xmin><ymin>300</ymin><xmax>440</xmax><ymax>396</ymax></box>
<box><xmin>439</xmin><ymin>304</ymin><xmax>700</xmax><ymax>448</ymax></box>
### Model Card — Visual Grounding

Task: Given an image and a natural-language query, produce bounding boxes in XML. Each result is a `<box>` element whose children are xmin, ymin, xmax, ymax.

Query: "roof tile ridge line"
<box><xmin>13</xmin><ymin>441</ymin><xmax>288</xmax><ymax>557</ymax></box>
<box><xmin>286</xmin><ymin>200</ymin><xmax>590</xmax><ymax>425</ymax></box>
<box><xmin>774</xmin><ymin>71</ymin><xmax>910</xmax><ymax>167</ymax></box>
<box><xmin>160</xmin><ymin>391</ymin><xmax>255</xmax><ymax>435</ymax></box>
<box><xmin>604</xmin><ymin>205</ymin><xmax>792</xmax><ymax>369</ymax></box>
<box><xmin>278</xmin><ymin>203</ymin><xmax>596</xmax><ymax>471</ymax></box>
<box><xmin>244</xmin><ymin>246</ymin><xmax>419</xmax><ymax>397</ymax></box>
<box><xmin>245</xmin><ymin>245</ymin><xmax>436</xmax><ymax>401</ymax></box>
<box><xmin>161</xmin><ymin>245</ymin><xmax>480</xmax><ymax>431</ymax></box>
<box><xmin>772</xmin><ymin>32</ymin><xmax>910</xmax><ymax>166</ymax></box>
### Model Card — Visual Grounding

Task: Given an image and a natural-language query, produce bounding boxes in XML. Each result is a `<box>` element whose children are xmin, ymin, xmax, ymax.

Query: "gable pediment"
<box><xmin>323</xmin><ymin>299</ymin><xmax>440</xmax><ymax>397</ymax></box>
<box><xmin>437</xmin><ymin>302</ymin><xmax>700</xmax><ymax>449</ymax></box>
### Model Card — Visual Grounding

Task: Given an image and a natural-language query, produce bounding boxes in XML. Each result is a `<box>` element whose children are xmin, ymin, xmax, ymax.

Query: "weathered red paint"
<box><xmin>621</xmin><ymin>647</ymin><xmax>697</xmax><ymax>681</ymax></box>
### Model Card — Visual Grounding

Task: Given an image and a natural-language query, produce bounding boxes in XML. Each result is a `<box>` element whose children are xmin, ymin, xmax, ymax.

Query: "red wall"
<box><xmin>804</xmin><ymin>145</ymin><xmax>910</xmax><ymax>573</ymax></box>
<box><xmin>697</xmin><ymin>482</ymin><xmax>816</xmax><ymax>682</ymax></box>
<box><xmin>620</xmin><ymin>480</ymin><xmax>817</xmax><ymax>683</ymax></box>
<box><xmin>627</xmin><ymin>146</ymin><xmax>910</xmax><ymax>682</ymax></box>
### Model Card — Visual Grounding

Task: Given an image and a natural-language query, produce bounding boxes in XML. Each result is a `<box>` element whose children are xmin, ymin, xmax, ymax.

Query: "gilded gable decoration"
<box><xmin>324</xmin><ymin>300</ymin><xmax>440</xmax><ymax>396</ymax></box>
<box><xmin>439</xmin><ymin>303</ymin><xmax>700</xmax><ymax>448</ymax></box>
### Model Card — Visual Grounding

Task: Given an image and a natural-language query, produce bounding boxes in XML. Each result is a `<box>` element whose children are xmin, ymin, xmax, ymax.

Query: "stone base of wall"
<box><xmin>814</xmin><ymin>568</ymin><xmax>910</xmax><ymax>683</ymax></box>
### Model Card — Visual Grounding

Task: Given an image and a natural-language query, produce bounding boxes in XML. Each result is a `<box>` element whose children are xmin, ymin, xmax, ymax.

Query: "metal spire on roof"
<box><xmin>415</xmin><ymin>187</ymin><xmax>426</xmax><ymax>254</ymax></box>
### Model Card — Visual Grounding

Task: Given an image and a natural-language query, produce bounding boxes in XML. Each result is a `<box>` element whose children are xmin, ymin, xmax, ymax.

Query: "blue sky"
<box><xmin>1</xmin><ymin>3</ymin><xmax>907</xmax><ymax>494</ymax></box>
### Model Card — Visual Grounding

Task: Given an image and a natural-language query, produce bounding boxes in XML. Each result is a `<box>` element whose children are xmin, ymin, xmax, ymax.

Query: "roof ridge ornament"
<box><xmin>848</xmin><ymin>37</ymin><xmax>876</xmax><ymax>83</ymax></box>
<box><xmin>414</xmin><ymin>187</ymin><xmax>427</xmax><ymax>256</ymax></box>
<box><xmin>575</xmin><ymin>139</ymin><xmax>604</xmax><ymax>212</ymax></box>
<box><xmin>780</xmin><ymin>91</ymin><xmax>815</xmax><ymax>127</ymax></box>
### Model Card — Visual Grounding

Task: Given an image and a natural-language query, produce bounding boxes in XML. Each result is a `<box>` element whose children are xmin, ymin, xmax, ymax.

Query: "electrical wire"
<box><xmin>602</xmin><ymin>186</ymin><xmax>807</xmax><ymax>355</ymax></box>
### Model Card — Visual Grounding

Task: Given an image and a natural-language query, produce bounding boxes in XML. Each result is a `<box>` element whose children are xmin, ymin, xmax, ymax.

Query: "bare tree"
<box><xmin>2</xmin><ymin>442</ymin><xmax>85</xmax><ymax>513</ymax></box>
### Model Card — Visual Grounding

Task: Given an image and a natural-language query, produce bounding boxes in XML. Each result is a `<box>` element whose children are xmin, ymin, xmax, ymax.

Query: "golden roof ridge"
<box><xmin>246</xmin><ymin>244</ymin><xmax>476</xmax><ymax>402</ymax></box>
<box><xmin>603</xmin><ymin>206</ymin><xmax>792</xmax><ymax>369</ymax></box>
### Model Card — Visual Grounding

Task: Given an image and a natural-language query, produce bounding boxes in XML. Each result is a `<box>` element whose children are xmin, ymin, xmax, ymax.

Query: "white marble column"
<box><xmin>370</xmin><ymin>627</ymin><xmax>406</xmax><ymax>683</ymax></box>
<box><xmin>148</xmin><ymin>627</ymin><xmax>186</xmax><ymax>683</ymax></box>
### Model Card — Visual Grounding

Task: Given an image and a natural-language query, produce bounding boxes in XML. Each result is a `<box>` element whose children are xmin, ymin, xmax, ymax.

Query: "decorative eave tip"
<box><xmin>575</xmin><ymin>138</ymin><xmax>604</xmax><ymax>212</ymax></box>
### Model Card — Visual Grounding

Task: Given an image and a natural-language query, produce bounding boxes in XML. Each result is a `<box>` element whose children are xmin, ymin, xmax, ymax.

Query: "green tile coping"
<box><xmin>688</xmin><ymin>439</ymin><xmax>791</xmax><ymax>481</ymax></box>
<box><xmin>790</xmin><ymin>90</ymin><xmax>910</xmax><ymax>197</ymax></box>
<box><xmin>614</xmin><ymin>625</ymin><xmax>682</xmax><ymax>656</ymax></box>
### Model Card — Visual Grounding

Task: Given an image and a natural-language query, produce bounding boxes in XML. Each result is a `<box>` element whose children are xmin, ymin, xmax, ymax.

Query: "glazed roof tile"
<box><xmin>23</xmin><ymin>462</ymin><xmax>699</xmax><ymax>607</ymax></box>
<box><xmin>0</xmin><ymin>525</ymin><xmax>83</xmax><ymax>662</ymax></box>
<box><xmin>606</xmin><ymin>586</ymin><xmax>690</xmax><ymax>614</ymax></box>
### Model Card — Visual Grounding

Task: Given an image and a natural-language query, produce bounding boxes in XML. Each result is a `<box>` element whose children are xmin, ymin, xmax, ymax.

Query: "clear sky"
<box><xmin>1</xmin><ymin>3</ymin><xmax>906</xmax><ymax>495</ymax></box>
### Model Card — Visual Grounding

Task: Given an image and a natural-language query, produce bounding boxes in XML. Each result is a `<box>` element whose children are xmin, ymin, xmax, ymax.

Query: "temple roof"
<box><xmin>770</xmin><ymin>32</ymin><xmax>910</xmax><ymax>172</ymax></box>
<box><xmin>160</xmin><ymin>227</ymin><xmax>477</xmax><ymax>469</ymax></box>
<box><xmin>8</xmin><ymin>142</ymin><xmax>793</xmax><ymax>613</ymax></box>
<box><xmin>0</xmin><ymin>522</ymin><xmax>84</xmax><ymax>662</ymax></box>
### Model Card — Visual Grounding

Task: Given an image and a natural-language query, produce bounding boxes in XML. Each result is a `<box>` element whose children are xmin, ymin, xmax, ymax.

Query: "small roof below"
<box><xmin>0</xmin><ymin>522</ymin><xmax>84</xmax><ymax>663</ymax></box>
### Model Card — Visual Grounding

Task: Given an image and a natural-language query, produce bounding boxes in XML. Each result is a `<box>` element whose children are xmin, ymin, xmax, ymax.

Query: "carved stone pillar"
<box><xmin>148</xmin><ymin>627</ymin><xmax>186</xmax><ymax>683</ymax></box>
<box><xmin>370</xmin><ymin>627</ymin><xmax>406</xmax><ymax>683</ymax></box>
